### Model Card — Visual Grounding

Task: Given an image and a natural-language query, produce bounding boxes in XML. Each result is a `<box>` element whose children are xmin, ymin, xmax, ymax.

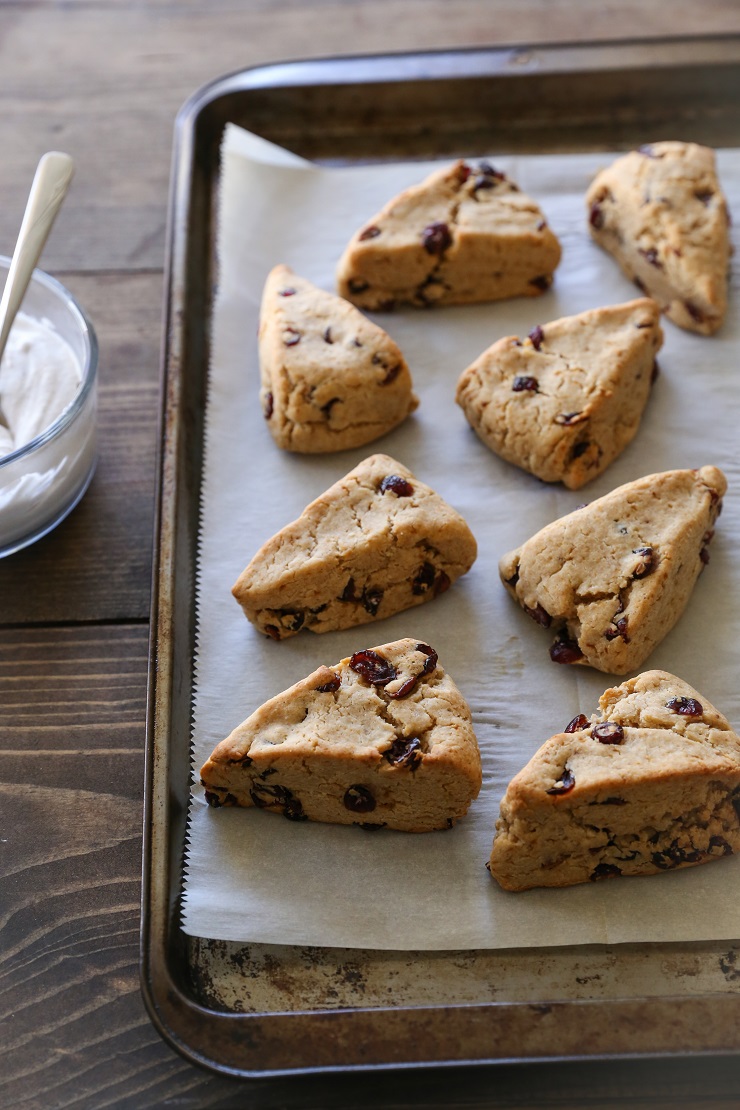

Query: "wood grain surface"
<box><xmin>1</xmin><ymin>2</ymin><xmax>740</xmax><ymax>1107</ymax></box>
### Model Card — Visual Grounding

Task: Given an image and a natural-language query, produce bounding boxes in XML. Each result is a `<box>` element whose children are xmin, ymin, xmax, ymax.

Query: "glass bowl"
<box><xmin>0</xmin><ymin>256</ymin><xmax>98</xmax><ymax>557</ymax></box>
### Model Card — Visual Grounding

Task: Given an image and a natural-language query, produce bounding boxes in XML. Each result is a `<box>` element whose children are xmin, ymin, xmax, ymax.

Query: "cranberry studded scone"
<box><xmin>455</xmin><ymin>298</ymin><xmax>663</xmax><ymax>489</ymax></box>
<box><xmin>259</xmin><ymin>265</ymin><xmax>418</xmax><ymax>452</ymax></box>
<box><xmin>488</xmin><ymin>670</ymin><xmax>740</xmax><ymax>890</ymax></box>
<box><xmin>499</xmin><ymin>465</ymin><xmax>726</xmax><ymax>674</ymax></box>
<box><xmin>586</xmin><ymin>142</ymin><xmax>731</xmax><ymax>335</ymax></box>
<box><xmin>200</xmin><ymin>638</ymin><xmax>482</xmax><ymax>832</ymax></box>
<box><xmin>336</xmin><ymin>159</ymin><xmax>561</xmax><ymax>310</ymax></box>
<box><xmin>232</xmin><ymin>453</ymin><xmax>477</xmax><ymax>640</ymax></box>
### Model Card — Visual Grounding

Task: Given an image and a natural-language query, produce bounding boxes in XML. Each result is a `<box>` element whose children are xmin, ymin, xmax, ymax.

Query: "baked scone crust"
<box><xmin>489</xmin><ymin>670</ymin><xmax>740</xmax><ymax>890</ymax></box>
<box><xmin>233</xmin><ymin>453</ymin><xmax>477</xmax><ymax>640</ymax></box>
<box><xmin>259</xmin><ymin>265</ymin><xmax>418</xmax><ymax>452</ymax></box>
<box><xmin>456</xmin><ymin>298</ymin><xmax>663</xmax><ymax>489</ymax></box>
<box><xmin>337</xmin><ymin>160</ymin><xmax>561</xmax><ymax>310</ymax></box>
<box><xmin>200</xmin><ymin>637</ymin><xmax>482</xmax><ymax>832</ymax></box>
<box><xmin>586</xmin><ymin>142</ymin><xmax>731</xmax><ymax>335</ymax></box>
<box><xmin>499</xmin><ymin>465</ymin><xmax>726</xmax><ymax>674</ymax></box>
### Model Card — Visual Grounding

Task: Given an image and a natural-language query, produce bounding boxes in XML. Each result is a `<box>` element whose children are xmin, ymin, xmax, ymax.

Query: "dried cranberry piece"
<box><xmin>590</xmin><ymin>863</ymin><xmax>622</xmax><ymax>881</ymax></box>
<box><xmin>359</xmin><ymin>225</ymin><xmax>381</xmax><ymax>240</ymax></box>
<box><xmin>536</xmin><ymin>219</ymin><xmax>547</xmax><ymax>231</ymax></box>
<box><xmin>263</xmin><ymin>391</ymin><xmax>274</xmax><ymax>419</ymax></box>
<box><xmin>605</xmin><ymin>617</ymin><xmax>630</xmax><ymax>643</ymax></box>
<box><xmin>638</xmin><ymin>247</ymin><xmax>662</xmax><ymax>268</ymax></box>
<box><xmin>695</xmin><ymin>190</ymin><xmax>714</xmax><ymax>205</ymax></box>
<box><xmin>316</xmin><ymin>671</ymin><xmax>341</xmax><ymax>693</ymax></box>
<box><xmin>685</xmin><ymin>300</ymin><xmax>705</xmax><ymax>324</ymax></box>
<box><xmin>564</xmin><ymin>714</ymin><xmax>588</xmax><ymax>734</ymax></box>
<box><xmin>204</xmin><ymin>789</ymin><xmax>237</xmax><ymax>808</ymax></box>
<box><xmin>421</xmin><ymin>221</ymin><xmax>452</xmax><ymax>255</ymax></box>
<box><xmin>591</xmin><ymin>722</ymin><xmax>624</xmax><ymax>744</ymax></box>
<box><xmin>529</xmin><ymin>325</ymin><xmax>544</xmax><ymax>350</ymax></box>
<box><xmin>343</xmin><ymin>785</ymin><xmax>376</xmax><ymax>813</ymax></box>
<box><xmin>709</xmin><ymin>835</ymin><xmax>733</xmax><ymax>856</ymax></box>
<box><xmin>666</xmin><ymin>696</ymin><xmax>703</xmax><ymax>717</ymax></box>
<box><xmin>278</xmin><ymin>287</ymin><xmax>296</xmax><ymax>297</ymax></box>
<box><xmin>349</xmin><ymin>649</ymin><xmax>397</xmax><ymax>686</ymax></box>
<box><xmin>264</xmin><ymin>625</ymin><xmax>281</xmax><ymax>641</ymax></box>
<box><xmin>512</xmin><ymin>375</ymin><xmax>539</xmax><ymax>393</ymax></box>
<box><xmin>323</xmin><ymin>326</ymin><xmax>334</xmax><ymax>344</ymax></box>
<box><xmin>529</xmin><ymin>275</ymin><xmax>551</xmax><ymax>291</ymax></box>
<box><xmin>632</xmin><ymin>546</ymin><xmax>655</xmax><ymax>578</ymax></box>
<box><xmin>550</xmin><ymin>637</ymin><xmax>583</xmax><ymax>665</ymax></box>
<box><xmin>382</xmin><ymin>363</ymin><xmax>401</xmax><ymax>385</ymax></box>
<box><xmin>524</xmin><ymin>602</ymin><xmax>552</xmax><ymax>628</ymax></box>
<box><xmin>412</xmin><ymin>562</ymin><xmax>436</xmax><ymax>595</ymax></box>
<box><xmin>362</xmin><ymin>588</ymin><xmax>383</xmax><ymax>617</ymax></box>
<box><xmin>555</xmin><ymin>412</ymin><xmax>583</xmax><ymax>426</ymax></box>
<box><xmin>589</xmin><ymin>203</ymin><xmax>605</xmax><ymax>229</ymax></box>
<box><xmin>348</xmin><ymin>278</ymin><xmax>369</xmax><ymax>294</ymax></box>
<box><xmin>379</xmin><ymin>474</ymin><xmax>414</xmax><ymax>497</ymax></box>
<box><xmin>546</xmin><ymin>767</ymin><xmax>575</xmax><ymax>795</ymax></box>
<box><xmin>434</xmin><ymin>571</ymin><xmax>451</xmax><ymax>596</ymax></box>
<box><xmin>283</xmin><ymin>327</ymin><xmax>301</xmax><ymax>346</ymax></box>
<box><xmin>700</xmin><ymin>546</ymin><xmax>710</xmax><ymax>566</ymax></box>
<box><xmin>387</xmin><ymin>644</ymin><xmax>438</xmax><ymax>700</ymax></box>
<box><xmin>416</xmin><ymin>642</ymin><xmax>438</xmax><ymax>668</ymax></box>
<box><xmin>383</xmin><ymin>736</ymin><xmax>423</xmax><ymax>769</ymax></box>
<box><xmin>340</xmin><ymin>578</ymin><xmax>357</xmax><ymax>602</ymax></box>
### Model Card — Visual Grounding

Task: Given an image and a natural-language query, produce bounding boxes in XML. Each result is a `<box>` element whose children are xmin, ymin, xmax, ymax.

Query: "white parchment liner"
<box><xmin>182</xmin><ymin>125</ymin><xmax>740</xmax><ymax>948</ymax></box>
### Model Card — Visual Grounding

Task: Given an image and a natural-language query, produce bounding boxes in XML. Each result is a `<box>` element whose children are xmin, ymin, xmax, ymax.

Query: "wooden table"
<box><xmin>3</xmin><ymin>3</ymin><xmax>740</xmax><ymax>1107</ymax></box>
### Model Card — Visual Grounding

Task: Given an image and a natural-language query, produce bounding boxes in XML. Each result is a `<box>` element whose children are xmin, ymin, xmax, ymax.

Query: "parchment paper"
<box><xmin>182</xmin><ymin>124</ymin><xmax>740</xmax><ymax>948</ymax></box>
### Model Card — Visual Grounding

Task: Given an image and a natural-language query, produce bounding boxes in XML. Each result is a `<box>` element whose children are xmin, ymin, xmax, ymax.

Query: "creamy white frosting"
<box><xmin>0</xmin><ymin>311</ymin><xmax>82</xmax><ymax>458</ymax></box>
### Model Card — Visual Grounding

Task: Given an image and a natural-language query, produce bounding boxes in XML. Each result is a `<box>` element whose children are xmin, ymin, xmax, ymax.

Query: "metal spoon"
<box><xmin>0</xmin><ymin>151</ymin><xmax>75</xmax><ymax>369</ymax></box>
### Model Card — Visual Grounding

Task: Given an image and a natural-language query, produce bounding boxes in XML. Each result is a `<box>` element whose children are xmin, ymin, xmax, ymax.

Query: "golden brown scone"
<box><xmin>456</xmin><ymin>298</ymin><xmax>663</xmax><ymax>489</ymax></box>
<box><xmin>337</xmin><ymin>159</ymin><xmax>561</xmax><ymax>310</ymax></box>
<box><xmin>259</xmin><ymin>265</ymin><xmax>418</xmax><ymax>452</ymax></box>
<box><xmin>233</xmin><ymin>453</ymin><xmax>477</xmax><ymax>640</ymax></box>
<box><xmin>200</xmin><ymin>638</ymin><xmax>482</xmax><ymax>832</ymax></box>
<box><xmin>499</xmin><ymin>466</ymin><xmax>726</xmax><ymax>674</ymax></box>
<box><xmin>489</xmin><ymin>670</ymin><xmax>740</xmax><ymax>890</ymax></box>
<box><xmin>586</xmin><ymin>142</ymin><xmax>731</xmax><ymax>335</ymax></box>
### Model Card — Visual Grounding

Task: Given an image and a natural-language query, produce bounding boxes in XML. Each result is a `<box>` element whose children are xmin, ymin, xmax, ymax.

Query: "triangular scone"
<box><xmin>233</xmin><ymin>453</ymin><xmax>477</xmax><ymax>640</ymax></box>
<box><xmin>586</xmin><ymin>142</ymin><xmax>730</xmax><ymax>335</ymax></box>
<box><xmin>200</xmin><ymin>638</ymin><xmax>482</xmax><ymax>832</ymax></box>
<box><xmin>489</xmin><ymin>670</ymin><xmax>740</xmax><ymax>890</ymax></box>
<box><xmin>499</xmin><ymin>466</ymin><xmax>726</xmax><ymax>674</ymax></box>
<box><xmin>259</xmin><ymin>265</ymin><xmax>418</xmax><ymax>452</ymax></box>
<box><xmin>336</xmin><ymin>160</ymin><xmax>561</xmax><ymax>310</ymax></box>
<box><xmin>456</xmin><ymin>299</ymin><xmax>663</xmax><ymax>490</ymax></box>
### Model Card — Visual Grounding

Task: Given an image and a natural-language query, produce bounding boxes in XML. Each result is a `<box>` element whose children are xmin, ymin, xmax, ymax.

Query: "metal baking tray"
<box><xmin>142</xmin><ymin>37</ymin><xmax>740</xmax><ymax>1077</ymax></box>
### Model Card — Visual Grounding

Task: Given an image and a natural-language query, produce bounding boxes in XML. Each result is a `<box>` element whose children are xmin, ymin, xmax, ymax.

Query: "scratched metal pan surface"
<box><xmin>141</xmin><ymin>37</ymin><xmax>740</xmax><ymax>1078</ymax></box>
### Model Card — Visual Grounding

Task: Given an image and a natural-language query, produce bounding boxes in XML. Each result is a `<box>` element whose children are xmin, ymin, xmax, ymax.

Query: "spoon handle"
<box><xmin>0</xmin><ymin>151</ymin><xmax>75</xmax><ymax>363</ymax></box>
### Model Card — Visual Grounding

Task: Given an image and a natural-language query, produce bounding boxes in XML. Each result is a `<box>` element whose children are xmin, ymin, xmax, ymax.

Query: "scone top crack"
<box><xmin>488</xmin><ymin>670</ymin><xmax>740</xmax><ymax>890</ymax></box>
<box><xmin>232</xmin><ymin>453</ymin><xmax>477</xmax><ymax>640</ymax></box>
<box><xmin>199</xmin><ymin>638</ymin><xmax>482</xmax><ymax>833</ymax></box>
<box><xmin>259</xmin><ymin>264</ymin><xmax>418</xmax><ymax>453</ymax></box>
<box><xmin>499</xmin><ymin>465</ymin><xmax>726</xmax><ymax>674</ymax></box>
<box><xmin>337</xmin><ymin>159</ymin><xmax>562</xmax><ymax>310</ymax></box>
<box><xmin>586</xmin><ymin>141</ymin><xmax>731</xmax><ymax>335</ymax></box>
<box><xmin>456</xmin><ymin>298</ymin><xmax>663</xmax><ymax>489</ymax></box>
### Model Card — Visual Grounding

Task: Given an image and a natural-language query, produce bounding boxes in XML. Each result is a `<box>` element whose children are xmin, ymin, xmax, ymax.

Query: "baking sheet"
<box><xmin>182</xmin><ymin>123</ymin><xmax>740</xmax><ymax>948</ymax></box>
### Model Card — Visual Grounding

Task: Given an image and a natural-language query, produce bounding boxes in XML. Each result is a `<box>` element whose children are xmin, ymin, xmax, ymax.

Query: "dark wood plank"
<box><xmin>0</xmin><ymin>271</ymin><xmax>160</xmax><ymax>625</ymax></box>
